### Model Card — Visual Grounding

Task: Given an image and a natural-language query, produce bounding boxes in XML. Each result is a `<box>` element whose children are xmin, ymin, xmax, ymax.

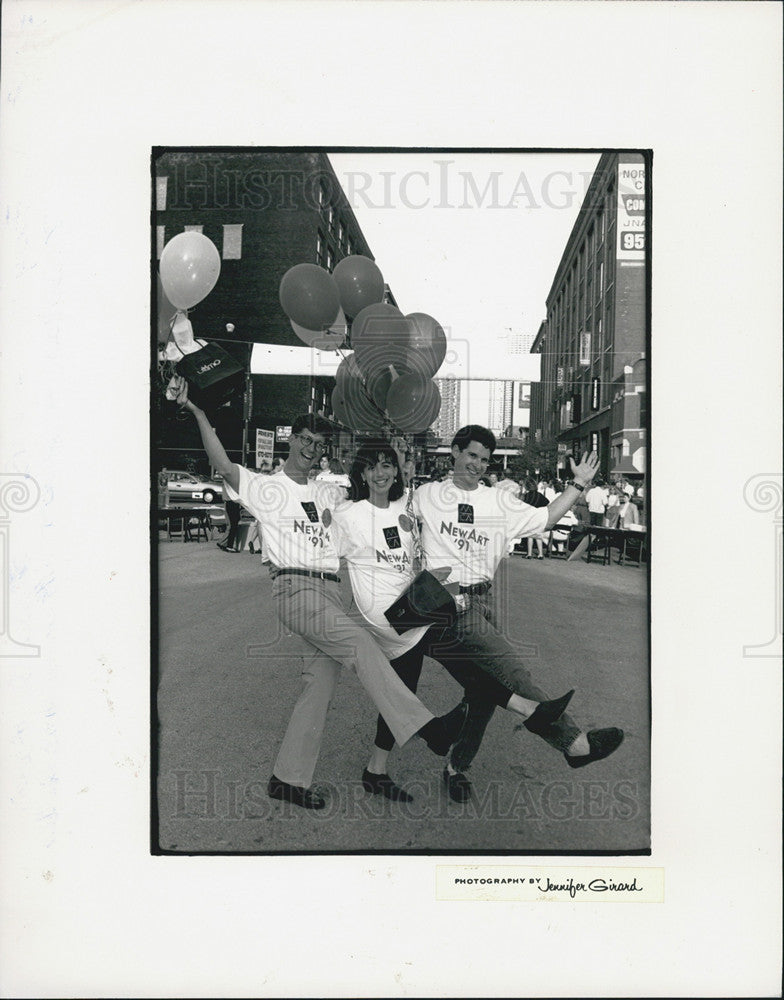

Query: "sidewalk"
<box><xmin>155</xmin><ymin>540</ymin><xmax>650</xmax><ymax>854</ymax></box>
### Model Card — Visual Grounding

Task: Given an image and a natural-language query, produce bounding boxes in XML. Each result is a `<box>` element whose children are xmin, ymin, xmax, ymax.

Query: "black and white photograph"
<box><xmin>1</xmin><ymin>1</ymin><xmax>781</xmax><ymax>997</ymax></box>
<box><xmin>154</xmin><ymin>148</ymin><xmax>651</xmax><ymax>855</ymax></box>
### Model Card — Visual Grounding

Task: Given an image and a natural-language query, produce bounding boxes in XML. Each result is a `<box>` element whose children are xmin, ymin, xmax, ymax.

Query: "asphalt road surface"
<box><xmin>155</xmin><ymin>537</ymin><xmax>649</xmax><ymax>854</ymax></box>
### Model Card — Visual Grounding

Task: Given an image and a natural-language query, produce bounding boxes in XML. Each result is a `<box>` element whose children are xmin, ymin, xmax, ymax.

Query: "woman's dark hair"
<box><xmin>348</xmin><ymin>439</ymin><xmax>405</xmax><ymax>502</ymax></box>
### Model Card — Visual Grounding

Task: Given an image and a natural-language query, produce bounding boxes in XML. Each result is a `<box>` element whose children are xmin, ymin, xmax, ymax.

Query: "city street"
<box><xmin>156</xmin><ymin>539</ymin><xmax>649</xmax><ymax>855</ymax></box>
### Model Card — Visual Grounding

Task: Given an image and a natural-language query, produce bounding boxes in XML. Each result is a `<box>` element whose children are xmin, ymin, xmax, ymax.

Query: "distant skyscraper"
<box><xmin>510</xmin><ymin>330</ymin><xmax>537</xmax><ymax>355</ymax></box>
<box><xmin>488</xmin><ymin>380</ymin><xmax>514</xmax><ymax>434</ymax></box>
<box><xmin>433</xmin><ymin>378</ymin><xmax>461</xmax><ymax>441</ymax></box>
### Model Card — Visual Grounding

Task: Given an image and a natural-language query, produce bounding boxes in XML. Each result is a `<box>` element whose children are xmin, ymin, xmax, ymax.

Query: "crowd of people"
<box><xmin>167</xmin><ymin>374</ymin><xmax>627</xmax><ymax>810</ymax></box>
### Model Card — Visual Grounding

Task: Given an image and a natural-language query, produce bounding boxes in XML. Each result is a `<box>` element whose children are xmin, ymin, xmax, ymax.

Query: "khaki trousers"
<box><xmin>271</xmin><ymin>574</ymin><xmax>434</xmax><ymax>788</ymax></box>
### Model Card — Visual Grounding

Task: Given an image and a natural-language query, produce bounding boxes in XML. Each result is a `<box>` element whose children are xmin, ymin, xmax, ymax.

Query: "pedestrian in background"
<box><xmin>521</xmin><ymin>477</ymin><xmax>549</xmax><ymax>559</ymax></box>
<box><xmin>586</xmin><ymin>478</ymin><xmax>609</xmax><ymax>526</ymax></box>
<box><xmin>218</xmin><ymin>497</ymin><xmax>241</xmax><ymax>553</ymax></box>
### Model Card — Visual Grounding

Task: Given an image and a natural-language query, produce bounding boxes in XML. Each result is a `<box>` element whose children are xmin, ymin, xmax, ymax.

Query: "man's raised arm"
<box><xmin>174</xmin><ymin>378</ymin><xmax>241</xmax><ymax>494</ymax></box>
<box><xmin>543</xmin><ymin>452</ymin><xmax>599</xmax><ymax>529</ymax></box>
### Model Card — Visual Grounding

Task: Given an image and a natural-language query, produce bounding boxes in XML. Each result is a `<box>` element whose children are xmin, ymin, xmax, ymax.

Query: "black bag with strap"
<box><xmin>384</xmin><ymin>569</ymin><xmax>458</xmax><ymax>635</ymax></box>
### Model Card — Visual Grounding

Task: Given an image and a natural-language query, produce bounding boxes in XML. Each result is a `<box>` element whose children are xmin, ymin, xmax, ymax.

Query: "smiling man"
<box><xmin>174</xmin><ymin>380</ymin><xmax>465</xmax><ymax>810</ymax></box>
<box><xmin>412</xmin><ymin>424</ymin><xmax>625</xmax><ymax>802</ymax></box>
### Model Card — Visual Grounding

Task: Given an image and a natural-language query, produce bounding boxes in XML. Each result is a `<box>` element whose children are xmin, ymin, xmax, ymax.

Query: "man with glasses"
<box><xmin>174</xmin><ymin>383</ymin><xmax>465</xmax><ymax>810</ymax></box>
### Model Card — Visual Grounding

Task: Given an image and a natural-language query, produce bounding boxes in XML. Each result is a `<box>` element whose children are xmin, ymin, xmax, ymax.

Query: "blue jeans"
<box><xmin>432</xmin><ymin>593</ymin><xmax>582</xmax><ymax>771</ymax></box>
<box><xmin>374</xmin><ymin>628</ymin><xmax>516</xmax><ymax>754</ymax></box>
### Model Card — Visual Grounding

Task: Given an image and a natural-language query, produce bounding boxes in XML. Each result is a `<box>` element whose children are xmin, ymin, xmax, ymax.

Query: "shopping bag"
<box><xmin>175</xmin><ymin>340</ymin><xmax>245</xmax><ymax>411</ymax></box>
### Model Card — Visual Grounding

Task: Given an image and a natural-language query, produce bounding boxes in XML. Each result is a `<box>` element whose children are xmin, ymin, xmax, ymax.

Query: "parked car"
<box><xmin>166</xmin><ymin>470</ymin><xmax>223</xmax><ymax>504</ymax></box>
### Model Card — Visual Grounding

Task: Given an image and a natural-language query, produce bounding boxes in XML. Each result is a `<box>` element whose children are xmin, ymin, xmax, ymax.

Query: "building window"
<box><xmin>222</xmin><ymin>224</ymin><xmax>243</xmax><ymax>259</ymax></box>
<box><xmin>591</xmin><ymin>377</ymin><xmax>600</xmax><ymax>410</ymax></box>
<box><xmin>156</xmin><ymin>225</ymin><xmax>166</xmax><ymax>259</ymax></box>
<box><xmin>316</xmin><ymin>230</ymin><xmax>325</xmax><ymax>265</ymax></box>
<box><xmin>591</xmin><ymin>431</ymin><xmax>599</xmax><ymax>454</ymax></box>
<box><xmin>156</xmin><ymin>176</ymin><xmax>168</xmax><ymax>211</ymax></box>
<box><xmin>346</xmin><ymin>238</ymin><xmax>353</xmax><ymax>256</ymax></box>
<box><xmin>598</xmin><ymin>210</ymin><xmax>604</xmax><ymax>242</ymax></box>
<box><xmin>319</xmin><ymin>183</ymin><xmax>327</xmax><ymax>207</ymax></box>
<box><xmin>599</xmin><ymin>261</ymin><xmax>604</xmax><ymax>297</ymax></box>
<box><xmin>338</xmin><ymin>221</ymin><xmax>344</xmax><ymax>246</ymax></box>
<box><xmin>328</xmin><ymin>205</ymin><xmax>335</xmax><ymax>232</ymax></box>
<box><xmin>184</xmin><ymin>225</ymin><xmax>203</xmax><ymax>233</ymax></box>
<box><xmin>326</xmin><ymin>247</ymin><xmax>334</xmax><ymax>271</ymax></box>
<box><xmin>579</xmin><ymin>331</ymin><xmax>591</xmax><ymax>366</ymax></box>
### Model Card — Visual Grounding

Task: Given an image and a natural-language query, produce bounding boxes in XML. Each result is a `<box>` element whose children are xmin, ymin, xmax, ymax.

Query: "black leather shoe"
<box><xmin>418</xmin><ymin>702</ymin><xmax>468</xmax><ymax>756</ymax></box>
<box><xmin>565</xmin><ymin>728</ymin><xmax>625</xmax><ymax>769</ymax></box>
<box><xmin>361</xmin><ymin>770</ymin><xmax>413</xmax><ymax>803</ymax></box>
<box><xmin>267</xmin><ymin>776</ymin><xmax>326</xmax><ymax>810</ymax></box>
<box><xmin>443</xmin><ymin>767</ymin><xmax>472</xmax><ymax>803</ymax></box>
<box><xmin>524</xmin><ymin>689</ymin><xmax>575</xmax><ymax>735</ymax></box>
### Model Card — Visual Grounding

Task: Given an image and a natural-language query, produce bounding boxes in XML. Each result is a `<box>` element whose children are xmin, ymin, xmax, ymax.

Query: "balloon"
<box><xmin>160</xmin><ymin>232</ymin><xmax>221</xmax><ymax>310</ymax></box>
<box><xmin>351</xmin><ymin>304</ymin><xmax>414</xmax><ymax>391</ymax></box>
<box><xmin>290</xmin><ymin>308</ymin><xmax>347</xmax><ymax>351</ymax></box>
<box><xmin>330</xmin><ymin>385</ymin><xmax>350</xmax><ymax>426</ymax></box>
<box><xmin>355</xmin><ymin>347</ymin><xmax>412</xmax><ymax>395</ymax></box>
<box><xmin>157</xmin><ymin>273</ymin><xmax>178</xmax><ymax>344</ymax></box>
<box><xmin>335</xmin><ymin>353</ymin><xmax>365</xmax><ymax>394</ymax></box>
<box><xmin>405</xmin><ymin>312</ymin><xmax>447</xmax><ymax>378</ymax></box>
<box><xmin>333</xmin><ymin>361</ymin><xmax>386</xmax><ymax>432</ymax></box>
<box><xmin>365</xmin><ymin>366</ymin><xmax>395</xmax><ymax>411</ymax></box>
<box><xmin>332</xmin><ymin>255</ymin><xmax>385</xmax><ymax>318</ymax></box>
<box><xmin>279</xmin><ymin>263</ymin><xmax>340</xmax><ymax>331</ymax></box>
<box><xmin>385</xmin><ymin>374</ymin><xmax>441</xmax><ymax>433</ymax></box>
<box><xmin>341</xmin><ymin>374</ymin><xmax>386</xmax><ymax>432</ymax></box>
<box><xmin>349</xmin><ymin>302</ymin><xmax>406</xmax><ymax>354</ymax></box>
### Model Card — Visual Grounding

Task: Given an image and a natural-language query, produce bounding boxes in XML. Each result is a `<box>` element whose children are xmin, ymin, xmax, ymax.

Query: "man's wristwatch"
<box><xmin>569</xmin><ymin>480</ymin><xmax>587</xmax><ymax>492</ymax></box>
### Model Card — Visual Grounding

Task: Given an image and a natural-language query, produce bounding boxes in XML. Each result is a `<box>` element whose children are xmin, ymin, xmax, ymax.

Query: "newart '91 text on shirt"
<box><xmin>412</xmin><ymin>481</ymin><xmax>548</xmax><ymax>586</ymax></box>
<box><xmin>329</xmin><ymin>497</ymin><xmax>429</xmax><ymax>657</ymax></box>
<box><xmin>225</xmin><ymin>465</ymin><xmax>344</xmax><ymax>572</ymax></box>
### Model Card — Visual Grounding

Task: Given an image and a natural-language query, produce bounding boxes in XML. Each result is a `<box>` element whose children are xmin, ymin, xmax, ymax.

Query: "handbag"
<box><xmin>384</xmin><ymin>569</ymin><xmax>458</xmax><ymax>634</ymax></box>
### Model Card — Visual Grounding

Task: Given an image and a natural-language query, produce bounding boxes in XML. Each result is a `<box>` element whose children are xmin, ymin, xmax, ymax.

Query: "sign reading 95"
<box><xmin>620</xmin><ymin>231</ymin><xmax>645</xmax><ymax>252</ymax></box>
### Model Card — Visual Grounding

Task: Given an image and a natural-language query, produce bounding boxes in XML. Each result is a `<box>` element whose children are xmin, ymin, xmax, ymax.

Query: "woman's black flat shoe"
<box><xmin>361</xmin><ymin>770</ymin><xmax>413</xmax><ymax>803</ymax></box>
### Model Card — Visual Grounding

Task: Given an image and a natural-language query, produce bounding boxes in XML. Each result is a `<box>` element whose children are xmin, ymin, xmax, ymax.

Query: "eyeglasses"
<box><xmin>295</xmin><ymin>433</ymin><xmax>327</xmax><ymax>454</ymax></box>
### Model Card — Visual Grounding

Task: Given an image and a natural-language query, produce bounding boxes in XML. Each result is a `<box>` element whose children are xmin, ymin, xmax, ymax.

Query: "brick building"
<box><xmin>529</xmin><ymin>152</ymin><xmax>648</xmax><ymax>485</ymax></box>
<box><xmin>154</xmin><ymin>149</ymin><xmax>382</xmax><ymax>468</ymax></box>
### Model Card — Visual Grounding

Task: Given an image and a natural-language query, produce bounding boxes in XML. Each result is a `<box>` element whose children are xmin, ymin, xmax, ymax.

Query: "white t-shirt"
<box><xmin>329</xmin><ymin>497</ymin><xmax>428</xmax><ymax>657</ymax></box>
<box><xmin>495</xmin><ymin>478</ymin><xmax>520</xmax><ymax>496</ymax></box>
<box><xmin>586</xmin><ymin>485</ymin><xmax>609</xmax><ymax>514</ymax></box>
<box><xmin>225</xmin><ymin>465</ymin><xmax>344</xmax><ymax>573</ymax></box>
<box><xmin>316</xmin><ymin>470</ymin><xmax>350</xmax><ymax>487</ymax></box>
<box><xmin>413</xmin><ymin>481</ymin><xmax>548</xmax><ymax>587</ymax></box>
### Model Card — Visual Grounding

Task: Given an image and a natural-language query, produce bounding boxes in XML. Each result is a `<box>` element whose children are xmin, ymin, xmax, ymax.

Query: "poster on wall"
<box><xmin>255</xmin><ymin>428</ymin><xmax>274</xmax><ymax>468</ymax></box>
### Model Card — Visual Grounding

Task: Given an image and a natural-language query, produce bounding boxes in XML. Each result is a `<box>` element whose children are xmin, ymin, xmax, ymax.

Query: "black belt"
<box><xmin>273</xmin><ymin>568</ymin><xmax>340</xmax><ymax>583</ymax></box>
<box><xmin>459</xmin><ymin>581</ymin><xmax>492</xmax><ymax>596</ymax></box>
